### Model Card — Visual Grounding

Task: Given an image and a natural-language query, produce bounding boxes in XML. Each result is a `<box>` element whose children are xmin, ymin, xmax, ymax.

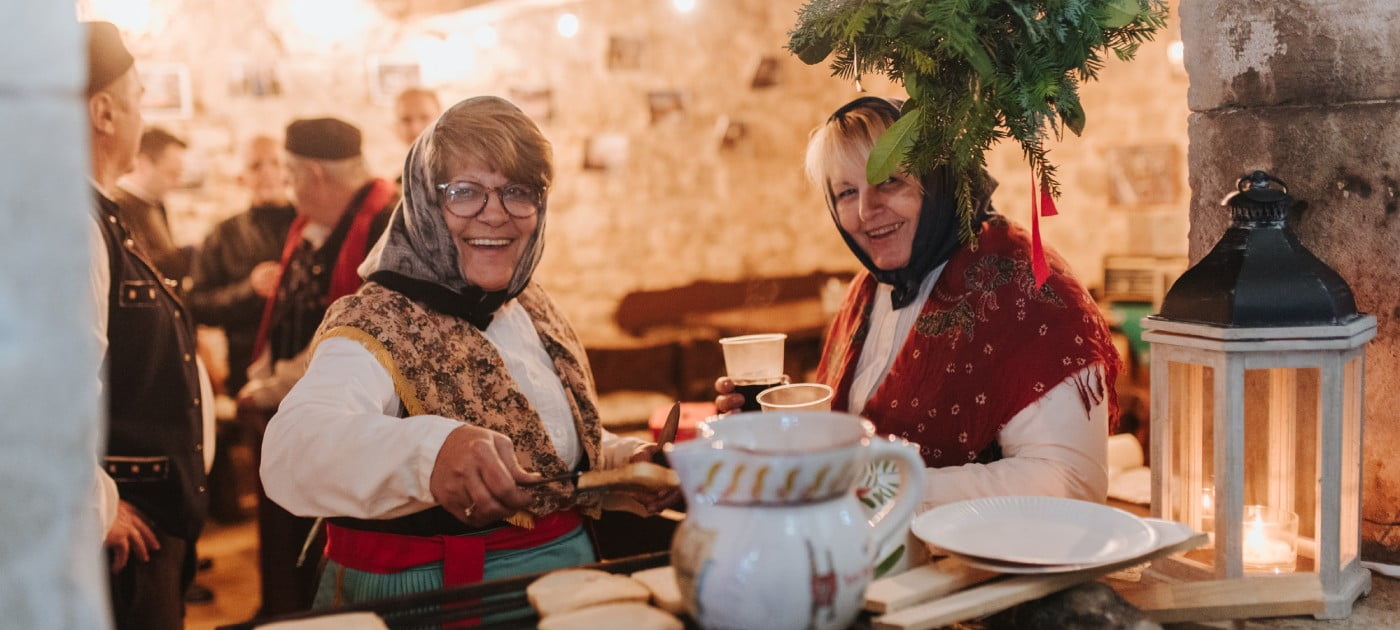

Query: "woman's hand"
<box><xmin>430</xmin><ymin>424</ymin><xmax>543</xmax><ymax>527</ymax></box>
<box><xmin>713</xmin><ymin>377</ymin><xmax>745</xmax><ymax>414</ymax></box>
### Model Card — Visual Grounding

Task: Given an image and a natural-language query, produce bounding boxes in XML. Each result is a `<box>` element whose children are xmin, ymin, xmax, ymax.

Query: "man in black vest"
<box><xmin>85</xmin><ymin>21</ymin><xmax>207</xmax><ymax>630</ymax></box>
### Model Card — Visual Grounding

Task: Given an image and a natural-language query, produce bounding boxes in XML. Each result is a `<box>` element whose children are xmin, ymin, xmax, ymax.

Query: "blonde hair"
<box><xmin>426</xmin><ymin>96</ymin><xmax>552</xmax><ymax>192</ymax></box>
<box><xmin>804</xmin><ymin>101</ymin><xmax>921</xmax><ymax>196</ymax></box>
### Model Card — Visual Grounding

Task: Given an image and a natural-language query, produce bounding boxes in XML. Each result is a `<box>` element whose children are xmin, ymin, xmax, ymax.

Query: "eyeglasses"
<box><xmin>435</xmin><ymin>181</ymin><xmax>542</xmax><ymax>218</ymax></box>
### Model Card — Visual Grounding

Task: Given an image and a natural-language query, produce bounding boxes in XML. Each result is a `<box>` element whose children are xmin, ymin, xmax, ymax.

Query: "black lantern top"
<box><xmin>1158</xmin><ymin>171</ymin><xmax>1361</xmax><ymax>327</ymax></box>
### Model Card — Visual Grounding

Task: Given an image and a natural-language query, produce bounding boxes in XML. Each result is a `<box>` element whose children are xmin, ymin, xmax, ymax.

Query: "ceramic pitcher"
<box><xmin>666</xmin><ymin>411</ymin><xmax>924</xmax><ymax>630</ymax></box>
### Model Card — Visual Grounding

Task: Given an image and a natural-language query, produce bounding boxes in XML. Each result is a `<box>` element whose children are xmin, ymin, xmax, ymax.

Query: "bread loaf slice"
<box><xmin>576</xmin><ymin>461</ymin><xmax>679</xmax><ymax>493</ymax></box>
<box><xmin>630</xmin><ymin>565</ymin><xmax>685</xmax><ymax>614</ymax></box>
<box><xmin>526</xmin><ymin>568</ymin><xmax>651</xmax><ymax>618</ymax></box>
<box><xmin>537</xmin><ymin>602</ymin><xmax>682</xmax><ymax>630</ymax></box>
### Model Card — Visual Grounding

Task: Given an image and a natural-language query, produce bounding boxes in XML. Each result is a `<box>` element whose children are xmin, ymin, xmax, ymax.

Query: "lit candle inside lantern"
<box><xmin>1241</xmin><ymin>505</ymin><xmax>1297</xmax><ymax>573</ymax></box>
<box><xmin>1200</xmin><ymin>482</ymin><xmax>1215</xmax><ymax>548</ymax></box>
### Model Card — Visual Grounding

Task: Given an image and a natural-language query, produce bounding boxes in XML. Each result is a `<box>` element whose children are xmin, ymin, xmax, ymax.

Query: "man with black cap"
<box><xmin>238</xmin><ymin>117</ymin><xmax>395</xmax><ymax>614</ymax></box>
<box><xmin>83</xmin><ymin>20</ymin><xmax>207</xmax><ymax>630</ymax></box>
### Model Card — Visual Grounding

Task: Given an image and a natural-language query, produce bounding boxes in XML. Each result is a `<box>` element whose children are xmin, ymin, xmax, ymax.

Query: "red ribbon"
<box><xmin>1030</xmin><ymin>168</ymin><xmax>1058</xmax><ymax>288</ymax></box>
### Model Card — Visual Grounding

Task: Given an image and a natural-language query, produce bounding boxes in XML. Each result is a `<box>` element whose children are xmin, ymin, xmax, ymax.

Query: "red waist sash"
<box><xmin>324</xmin><ymin>510</ymin><xmax>583</xmax><ymax>587</ymax></box>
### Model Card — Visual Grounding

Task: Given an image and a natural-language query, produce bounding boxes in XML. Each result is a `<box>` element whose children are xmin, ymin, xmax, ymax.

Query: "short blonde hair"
<box><xmin>804</xmin><ymin>100</ymin><xmax>920</xmax><ymax>195</ymax></box>
<box><xmin>426</xmin><ymin>96</ymin><xmax>552</xmax><ymax>193</ymax></box>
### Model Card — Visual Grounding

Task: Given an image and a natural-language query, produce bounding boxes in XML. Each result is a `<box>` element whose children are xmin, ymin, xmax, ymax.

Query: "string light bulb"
<box><xmin>556</xmin><ymin>13</ymin><xmax>579</xmax><ymax>38</ymax></box>
<box><xmin>673</xmin><ymin>0</ymin><xmax>697</xmax><ymax>12</ymax></box>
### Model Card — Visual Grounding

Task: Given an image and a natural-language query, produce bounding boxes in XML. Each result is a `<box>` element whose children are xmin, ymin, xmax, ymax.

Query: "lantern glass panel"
<box><xmin>1341</xmin><ymin>356</ymin><xmax>1363</xmax><ymax>567</ymax></box>
<box><xmin>1166</xmin><ymin>361</ymin><xmax>1213</xmax><ymax>534</ymax></box>
<box><xmin>1242</xmin><ymin>367</ymin><xmax>1319</xmax><ymax>548</ymax></box>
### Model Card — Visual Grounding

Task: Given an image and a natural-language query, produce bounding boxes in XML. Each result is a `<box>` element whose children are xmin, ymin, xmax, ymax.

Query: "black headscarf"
<box><xmin>822</xmin><ymin>97</ymin><xmax>992</xmax><ymax>309</ymax></box>
<box><xmin>358</xmin><ymin>96</ymin><xmax>547</xmax><ymax>329</ymax></box>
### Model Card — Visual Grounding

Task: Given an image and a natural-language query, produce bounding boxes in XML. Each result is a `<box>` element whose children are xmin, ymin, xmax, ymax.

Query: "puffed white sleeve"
<box><xmin>918</xmin><ymin>365</ymin><xmax>1109</xmax><ymax>513</ymax></box>
<box><xmin>260</xmin><ymin>336</ymin><xmax>462</xmax><ymax>520</ymax></box>
<box><xmin>88</xmin><ymin>216</ymin><xmax>120</xmax><ymax>536</ymax></box>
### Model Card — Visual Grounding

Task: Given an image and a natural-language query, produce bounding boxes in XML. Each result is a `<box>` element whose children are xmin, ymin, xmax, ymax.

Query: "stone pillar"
<box><xmin>0</xmin><ymin>3</ymin><xmax>111</xmax><ymax>628</ymax></box>
<box><xmin>1182</xmin><ymin>0</ymin><xmax>1400</xmax><ymax>561</ymax></box>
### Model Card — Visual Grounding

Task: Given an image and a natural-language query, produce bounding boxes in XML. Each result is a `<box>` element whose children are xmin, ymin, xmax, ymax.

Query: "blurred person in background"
<box><xmin>113</xmin><ymin>127</ymin><xmax>191</xmax><ymax>285</ymax></box>
<box><xmin>394</xmin><ymin>87</ymin><xmax>441</xmax><ymax>147</ymax></box>
<box><xmin>237</xmin><ymin>118</ymin><xmax>396</xmax><ymax>615</ymax></box>
<box><xmin>187</xmin><ymin>135</ymin><xmax>296</xmax><ymax>397</ymax></box>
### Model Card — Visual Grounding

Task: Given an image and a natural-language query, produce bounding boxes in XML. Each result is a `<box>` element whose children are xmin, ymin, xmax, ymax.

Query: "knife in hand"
<box><xmin>652</xmin><ymin>401</ymin><xmax>681</xmax><ymax>468</ymax></box>
<box><xmin>520</xmin><ymin>402</ymin><xmax>682</xmax><ymax>487</ymax></box>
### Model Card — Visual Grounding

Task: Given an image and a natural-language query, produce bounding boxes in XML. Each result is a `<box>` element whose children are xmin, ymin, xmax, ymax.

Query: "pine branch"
<box><xmin>789</xmin><ymin>0</ymin><xmax>1169</xmax><ymax>233</ymax></box>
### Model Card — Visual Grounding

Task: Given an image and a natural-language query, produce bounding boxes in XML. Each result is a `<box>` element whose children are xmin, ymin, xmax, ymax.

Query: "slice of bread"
<box><xmin>577</xmin><ymin>461</ymin><xmax>679</xmax><ymax>493</ymax></box>
<box><xmin>526</xmin><ymin>568</ymin><xmax>651</xmax><ymax>618</ymax></box>
<box><xmin>630</xmin><ymin>565</ymin><xmax>685</xmax><ymax>614</ymax></box>
<box><xmin>536</xmin><ymin>602</ymin><xmax>682</xmax><ymax>630</ymax></box>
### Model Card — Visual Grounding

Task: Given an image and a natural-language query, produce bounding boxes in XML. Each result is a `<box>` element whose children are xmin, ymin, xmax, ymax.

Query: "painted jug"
<box><xmin>667</xmin><ymin>411</ymin><xmax>924</xmax><ymax>630</ymax></box>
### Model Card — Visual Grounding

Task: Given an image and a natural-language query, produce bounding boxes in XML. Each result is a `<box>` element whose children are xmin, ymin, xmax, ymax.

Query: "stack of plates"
<box><xmin>910</xmin><ymin>496</ymin><xmax>1188</xmax><ymax>574</ymax></box>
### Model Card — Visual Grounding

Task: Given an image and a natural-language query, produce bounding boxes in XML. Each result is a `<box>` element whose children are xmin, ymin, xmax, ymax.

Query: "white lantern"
<box><xmin>1143</xmin><ymin>172</ymin><xmax>1374</xmax><ymax>618</ymax></box>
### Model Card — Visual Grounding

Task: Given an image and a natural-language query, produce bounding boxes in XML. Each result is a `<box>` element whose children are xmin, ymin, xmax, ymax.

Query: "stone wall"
<box><xmin>1181</xmin><ymin>0</ymin><xmax>1400</xmax><ymax>558</ymax></box>
<box><xmin>102</xmin><ymin>0</ymin><xmax>1191</xmax><ymax>342</ymax></box>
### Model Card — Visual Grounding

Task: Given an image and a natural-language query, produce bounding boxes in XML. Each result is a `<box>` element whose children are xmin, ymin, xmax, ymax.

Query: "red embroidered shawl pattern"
<box><xmin>817</xmin><ymin>217</ymin><xmax>1120</xmax><ymax>468</ymax></box>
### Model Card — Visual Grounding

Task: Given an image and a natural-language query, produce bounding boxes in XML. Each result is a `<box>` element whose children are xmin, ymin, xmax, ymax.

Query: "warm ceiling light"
<box><xmin>557</xmin><ymin>13</ymin><xmax>579</xmax><ymax>38</ymax></box>
<box><xmin>287</xmin><ymin>0</ymin><xmax>375</xmax><ymax>45</ymax></box>
<box><xmin>473</xmin><ymin>24</ymin><xmax>498</xmax><ymax>48</ymax></box>
<box><xmin>410</xmin><ymin>35</ymin><xmax>476</xmax><ymax>83</ymax></box>
<box><xmin>673</xmin><ymin>0</ymin><xmax>697</xmax><ymax>12</ymax></box>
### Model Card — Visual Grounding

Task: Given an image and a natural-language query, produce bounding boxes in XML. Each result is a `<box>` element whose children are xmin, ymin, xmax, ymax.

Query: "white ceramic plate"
<box><xmin>952</xmin><ymin>519</ymin><xmax>1193</xmax><ymax>574</ymax></box>
<box><xmin>911</xmin><ymin>496</ymin><xmax>1159</xmax><ymax>566</ymax></box>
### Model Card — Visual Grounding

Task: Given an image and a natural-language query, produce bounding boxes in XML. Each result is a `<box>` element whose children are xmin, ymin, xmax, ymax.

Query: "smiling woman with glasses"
<box><xmin>259</xmin><ymin>96</ymin><xmax>675</xmax><ymax>614</ymax></box>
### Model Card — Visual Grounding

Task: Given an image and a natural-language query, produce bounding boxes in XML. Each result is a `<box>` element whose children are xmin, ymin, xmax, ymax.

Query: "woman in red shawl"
<box><xmin>717</xmin><ymin>97</ymin><xmax>1120</xmax><ymax>513</ymax></box>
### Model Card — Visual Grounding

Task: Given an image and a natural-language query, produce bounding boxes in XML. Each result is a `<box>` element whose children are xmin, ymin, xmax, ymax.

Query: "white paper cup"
<box><xmin>718</xmin><ymin>333</ymin><xmax>787</xmax><ymax>385</ymax></box>
<box><xmin>756</xmin><ymin>383</ymin><xmax>834</xmax><ymax>412</ymax></box>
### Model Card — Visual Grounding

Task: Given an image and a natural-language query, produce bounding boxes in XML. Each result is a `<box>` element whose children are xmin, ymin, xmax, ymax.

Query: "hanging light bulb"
<box><xmin>673</xmin><ymin>0</ymin><xmax>698</xmax><ymax>12</ymax></box>
<box><xmin>556</xmin><ymin>13</ymin><xmax>579</xmax><ymax>38</ymax></box>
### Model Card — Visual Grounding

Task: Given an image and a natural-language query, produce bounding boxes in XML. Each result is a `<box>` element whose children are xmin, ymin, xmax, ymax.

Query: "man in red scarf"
<box><xmin>238</xmin><ymin>117</ymin><xmax>396</xmax><ymax>615</ymax></box>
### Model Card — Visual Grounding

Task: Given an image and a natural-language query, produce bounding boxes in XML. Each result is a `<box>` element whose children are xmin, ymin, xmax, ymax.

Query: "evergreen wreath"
<box><xmin>789</xmin><ymin>0</ymin><xmax>1169</xmax><ymax>241</ymax></box>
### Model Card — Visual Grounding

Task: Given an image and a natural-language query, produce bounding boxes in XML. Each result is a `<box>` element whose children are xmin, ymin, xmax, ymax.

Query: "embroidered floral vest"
<box><xmin>818</xmin><ymin>217</ymin><xmax>1121</xmax><ymax>469</ymax></box>
<box><xmin>314</xmin><ymin>282</ymin><xmax>603</xmax><ymax>520</ymax></box>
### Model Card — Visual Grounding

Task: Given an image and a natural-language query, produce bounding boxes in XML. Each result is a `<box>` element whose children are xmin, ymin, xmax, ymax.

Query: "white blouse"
<box><xmin>842</xmin><ymin>265</ymin><xmax>1109</xmax><ymax>512</ymax></box>
<box><xmin>261</xmin><ymin>299</ymin><xmax>643</xmax><ymax>520</ymax></box>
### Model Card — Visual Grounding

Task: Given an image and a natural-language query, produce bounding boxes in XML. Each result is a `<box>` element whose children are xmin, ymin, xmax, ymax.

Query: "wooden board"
<box><xmin>873</xmin><ymin>533</ymin><xmax>1209</xmax><ymax>630</ymax></box>
<box><xmin>1113</xmin><ymin>574</ymin><xmax>1323</xmax><ymax>624</ymax></box>
<box><xmin>864</xmin><ymin>557</ymin><xmax>999</xmax><ymax>613</ymax></box>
